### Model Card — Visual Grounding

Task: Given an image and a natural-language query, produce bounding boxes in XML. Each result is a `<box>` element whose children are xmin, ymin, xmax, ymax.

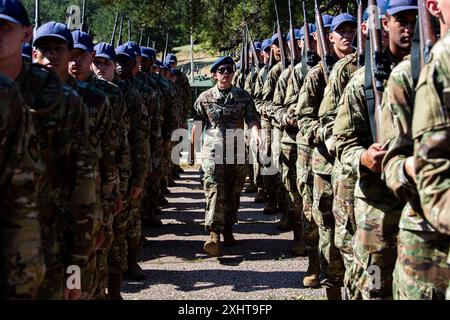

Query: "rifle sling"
<box><xmin>363</xmin><ymin>36</ymin><xmax>377</xmax><ymax>142</ymax></box>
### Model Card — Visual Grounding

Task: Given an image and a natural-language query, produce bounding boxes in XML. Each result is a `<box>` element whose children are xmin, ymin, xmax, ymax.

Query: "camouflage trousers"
<box><xmin>35</xmin><ymin>213</ymin><xmax>64</xmax><ymax>300</ymax></box>
<box><xmin>313</xmin><ymin>174</ymin><xmax>345</xmax><ymax>287</ymax></box>
<box><xmin>296</xmin><ymin>144</ymin><xmax>318</xmax><ymax>252</ymax></box>
<box><xmin>331</xmin><ymin>161</ymin><xmax>358</xmax><ymax>298</ymax></box>
<box><xmin>393</xmin><ymin>229</ymin><xmax>450</xmax><ymax>300</ymax></box>
<box><xmin>261</xmin><ymin>119</ymin><xmax>278</xmax><ymax>203</ymax></box>
<box><xmin>349</xmin><ymin>197</ymin><xmax>402</xmax><ymax>300</ymax></box>
<box><xmin>203</xmin><ymin>161</ymin><xmax>247</xmax><ymax>232</ymax></box>
<box><xmin>248</xmin><ymin>128</ymin><xmax>263</xmax><ymax>188</ymax></box>
<box><xmin>93</xmin><ymin>198</ymin><xmax>115</xmax><ymax>299</ymax></box>
<box><xmin>108</xmin><ymin>192</ymin><xmax>142</xmax><ymax>276</ymax></box>
<box><xmin>126</xmin><ymin>191</ymin><xmax>145</xmax><ymax>253</ymax></box>
<box><xmin>281</xmin><ymin>142</ymin><xmax>302</xmax><ymax>226</ymax></box>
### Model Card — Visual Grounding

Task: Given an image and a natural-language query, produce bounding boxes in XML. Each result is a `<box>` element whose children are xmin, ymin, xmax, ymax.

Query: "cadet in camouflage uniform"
<box><xmin>413</xmin><ymin>9</ymin><xmax>450</xmax><ymax>299</ymax></box>
<box><xmin>257</xmin><ymin>33</ymin><xmax>289</xmax><ymax>215</ymax></box>
<box><xmin>0</xmin><ymin>71</ymin><xmax>44</xmax><ymax>299</ymax></box>
<box><xmin>191</xmin><ymin>56</ymin><xmax>260</xmax><ymax>257</ymax></box>
<box><xmin>29</xmin><ymin>21</ymin><xmax>97</xmax><ymax>300</ymax></box>
<box><xmin>382</xmin><ymin>2</ymin><xmax>450</xmax><ymax>299</ymax></box>
<box><xmin>334</xmin><ymin>1</ymin><xmax>417</xmax><ymax>299</ymax></box>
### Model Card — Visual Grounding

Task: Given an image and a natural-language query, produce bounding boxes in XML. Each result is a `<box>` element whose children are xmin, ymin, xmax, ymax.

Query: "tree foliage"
<box><xmin>21</xmin><ymin>0</ymin><xmax>354</xmax><ymax>55</ymax></box>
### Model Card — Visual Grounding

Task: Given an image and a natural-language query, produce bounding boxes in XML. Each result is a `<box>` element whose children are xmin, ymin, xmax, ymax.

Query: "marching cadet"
<box><xmin>334</xmin><ymin>0</ymin><xmax>417</xmax><ymax>299</ymax></box>
<box><xmin>380</xmin><ymin>0</ymin><xmax>450</xmax><ymax>299</ymax></box>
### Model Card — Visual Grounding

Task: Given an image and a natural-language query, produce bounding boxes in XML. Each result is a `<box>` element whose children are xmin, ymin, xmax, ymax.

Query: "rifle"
<box><xmin>356</xmin><ymin>0</ymin><xmax>364</xmax><ymax>68</ymax></box>
<box><xmin>247</xmin><ymin>27</ymin><xmax>261</xmax><ymax>73</ymax></box>
<box><xmin>127</xmin><ymin>17</ymin><xmax>131</xmax><ymax>42</ymax></box>
<box><xmin>147</xmin><ymin>36</ymin><xmax>150</xmax><ymax>47</ymax></box>
<box><xmin>301</xmin><ymin>1</ymin><xmax>315</xmax><ymax>76</ymax></box>
<box><xmin>268</xmin><ymin>22</ymin><xmax>276</xmax><ymax>67</ymax></box>
<box><xmin>34</xmin><ymin>0</ymin><xmax>41</xmax><ymax>37</ymax></box>
<box><xmin>80</xmin><ymin>0</ymin><xmax>86</xmax><ymax>32</ymax></box>
<box><xmin>163</xmin><ymin>33</ymin><xmax>169</xmax><ymax>62</ymax></box>
<box><xmin>139</xmin><ymin>28</ymin><xmax>144</xmax><ymax>46</ymax></box>
<box><xmin>367</xmin><ymin>0</ymin><xmax>384</xmax><ymax>142</ymax></box>
<box><xmin>314</xmin><ymin>0</ymin><xmax>332</xmax><ymax>83</ymax></box>
<box><xmin>238</xmin><ymin>26</ymin><xmax>248</xmax><ymax>88</ymax></box>
<box><xmin>287</xmin><ymin>0</ymin><xmax>298</xmax><ymax>67</ymax></box>
<box><xmin>418</xmin><ymin>0</ymin><xmax>436</xmax><ymax>67</ymax></box>
<box><xmin>273</xmin><ymin>0</ymin><xmax>287</xmax><ymax>71</ymax></box>
<box><xmin>110</xmin><ymin>12</ymin><xmax>119</xmax><ymax>46</ymax></box>
<box><xmin>117</xmin><ymin>15</ymin><xmax>124</xmax><ymax>46</ymax></box>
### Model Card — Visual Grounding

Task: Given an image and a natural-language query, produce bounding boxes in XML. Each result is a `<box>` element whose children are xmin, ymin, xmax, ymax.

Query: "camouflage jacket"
<box><xmin>193</xmin><ymin>85</ymin><xmax>259</xmax><ymax>162</ymax></box>
<box><xmin>380</xmin><ymin>57</ymin><xmax>434</xmax><ymax>232</ymax></box>
<box><xmin>175</xmin><ymin>72</ymin><xmax>192</xmax><ymax>122</ymax></box>
<box><xmin>313</xmin><ymin>53</ymin><xmax>358</xmax><ymax>175</ymax></box>
<box><xmin>115</xmin><ymin>78</ymin><xmax>150</xmax><ymax>189</ymax></box>
<box><xmin>256</xmin><ymin>61</ymin><xmax>285</xmax><ymax>121</ymax></box>
<box><xmin>253</xmin><ymin>65</ymin><xmax>271</xmax><ymax>108</ymax></box>
<box><xmin>244</xmin><ymin>66</ymin><xmax>262</xmax><ymax>96</ymax></box>
<box><xmin>17</xmin><ymin>63</ymin><xmax>97</xmax><ymax>271</ymax></box>
<box><xmin>0</xmin><ymin>73</ymin><xmax>44</xmax><ymax>299</ymax></box>
<box><xmin>151</xmin><ymin>73</ymin><xmax>176</xmax><ymax>140</ymax></box>
<box><xmin>270</xmin><ymin>65</ymin><xmax>294</xmax><ymax>129</ymax></box>
<box><xmin>412</xmin><ymin>32</ymin><xmax>450</xmax><ymax>236</ymax></box>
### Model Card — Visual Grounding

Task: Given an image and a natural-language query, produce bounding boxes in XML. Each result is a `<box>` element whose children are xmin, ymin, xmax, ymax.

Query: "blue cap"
<box><xmin>124</xmin><ymin>41</ymin><xmax>141</xmax><ymax>56</ymax></box>
<box><xmin>71</xmin><ymin>30</ymin><xmax>94</xmax><ymax>52</ymax></box>
<box><xmin>270</xmin><ymin>33</ymin><xmax>287</xmax><ymax>45</ymax></box>
<box><xmin>94</xmin><ymin>42</ymin><xmax>116</xmax><ymax>61</ymax></box>
<box><xmin>22</xmin><ymin>42</ymin><xmax>31</xmax><ymax>60</ymax></box>
<box><xmin>165</xmin><ymin>53</ymin><xmax>177</xmax><ymax>65</ymax></box>
<box><xmin>331</xmin><ymin>13</ymin><xmax>357</xmax><ymax>32</ymax></box>
<box><xmin>322</xmin><ymin>14</ymin><xmax>334</xmax><ymax>28</ymax></box>
<box><xmin>140</xmin><ymin>46</ymin><xmax>156</xmax><ymax>59</ymax></box>
<box><xmin>363</xmin><ymin>0</ymin><xmax>387</xmax><ymax>21</ymax></box>
<box><xmin>33</xmin><ymin>22</ymin><xmax>74</xmax><ymax>48</ymax></box>
<box><xmin>0</xmin><ymin>0</ymin><xmax>30</xmax><ymax>25</ymax></box>
<box><xmin>385</xmin><ymin>0</ymin><xmax>417</xmax><ymax>15</ymax></box>
<box><xmin>286</xmin><ymin>29</ymin><xmax>302</xmax><ymax>41</ymax></box>
<box><xmin>254</xmin><ymin>41</ymin><xmax>262</xmax><ymax>51</ymax></box>
<box><xmin>115</xmin><ymin>44</ymin><xmax>136</xmax><ymax>61</ymax></box>
<box><xmin>261</xmin><ymin>38</ymin><xmax>272</xmax><ymax>51</ymax></box>
<box><xmin>210</xmin><ymin>56</ymin><xmax>235</xmax><ymax>73</ymax></box>
<box><xmin>299</xmin><ymin>23</ymin><xmax>316</xmax><ymax>39</ymax></box>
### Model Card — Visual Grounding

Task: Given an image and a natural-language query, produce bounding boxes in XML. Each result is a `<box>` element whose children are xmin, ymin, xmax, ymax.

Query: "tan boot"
<box><xmin>302</xmin><ymin>250</ymin><xmax>321</xmax><ymax>288</ymax></box>
<box><xmin>203</xmin><ymin>231</ymin><xmax>221</xmax><ymax>256</ymax></box>
<box><xmin>107</xmin><ymin>272</ymin><xmax>123</xmax><ymax>300</ymax></box>
<box><xmin>223</xmin><ymin>224</ymin><xmax>237</xmax><ymax>247</ymax></box>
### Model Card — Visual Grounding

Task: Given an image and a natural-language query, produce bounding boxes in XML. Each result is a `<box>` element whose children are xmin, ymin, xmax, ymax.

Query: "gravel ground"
<box><xmin>122</xmin><ymin>169</ymin><xmax>327</xmax><ymax>300</ymax></box>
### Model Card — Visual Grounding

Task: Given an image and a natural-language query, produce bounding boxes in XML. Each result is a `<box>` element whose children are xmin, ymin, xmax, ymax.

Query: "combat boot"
<box><xmin>143</xmin><ymin>214</ymin><xmax>163</xmax><ymax>227</ymax></box>
<box><xmin>263</xmin><ymin>201</ymin><xmax>277</xmax><ymax>214</ymax></box>
<box><xmin>291</xmin><ymin>224</ymin><xmax>306</xmax><ymax>256</ymax></box>
<box><xmin>302</xmin><ymin>250</ymin><xmax>320</xmax><ymax>288</ymax></box>
<box><xmin>326</xmin><ymin>287</ymin><xmax>343</xmax><ymax>300</ymax></box>
<box><xmin>159</xmin><ymin>195</ymin><xmax>169</xmax><ymax>206</ymax></box>
<box><xmin>203</xmin><ymin>231</ymin><xmax>221</xmax><ymax>257</ymax></box>
<box><xmin>276</xmin><ymin>213</ymin><xmax>292</xmax><ymax>231</ymax></box>
<box><xmin>244</xmin><ymin>183</ymin><xmax>258</xmax><ymax>193</ymax></box>
<box><xmin>107</xmin><ymin>272</ymin><xmax>123</xmax><ymax>300</ymax></box>
<box><xmin>254</xmin><ymin>188</ymin><xmax>267</xmax><ymax>203</ymax></box>
<box><xmin>223</xmin><ymin>224</ymin><xmax>237</xmax><ymax>247</ymax></box>
<box><xmin>125</xmin><ymin>250</ymin><xmax>145</xmax><ymax>281</ymax></box>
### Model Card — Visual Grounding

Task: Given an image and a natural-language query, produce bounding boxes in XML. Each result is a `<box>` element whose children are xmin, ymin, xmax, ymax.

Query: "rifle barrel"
<box><xmin>273</xmin><ymin>0</ymin><xmax>286</xmax><ymax>70</ymax></box>
<box><xmin>314</xmin><ymin>0</ymin><xmax>330</xmax><ymax>82</ymax></box>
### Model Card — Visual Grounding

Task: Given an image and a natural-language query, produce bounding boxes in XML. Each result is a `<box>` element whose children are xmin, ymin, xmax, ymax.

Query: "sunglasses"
<box><xmin>217</xmin><ymin>66</ymin><xmax>234</xmax><ymax>74</ymax></box>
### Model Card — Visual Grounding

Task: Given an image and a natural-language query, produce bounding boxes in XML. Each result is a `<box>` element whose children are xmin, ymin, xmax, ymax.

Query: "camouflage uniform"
<box><xmin>108</xmin><ymin>78</ymin><xmax>149</xmax><ymax>277</ymax></box>
<box><xmin>0</xmin><ymin>74</ymin><xmax>45</xmax><ymax>299</ymax></box>
<box><xmin>68</xmin><ymin>76</ymin><xmax>116</xmax><ymax>299</ymax></box>
<box><xmin>194</xmin><ymin>85</ymin><xmax>259</xmax><ymax>231</ymax></box>
<box><xmin>257</xmin><ymin>61</ymin><xmax>286</xmax><ymax>209</ymax></box>
<box><xmin>319</xmin><ymin>53</ymin><xmax>358</xmax><ymax>285</ymax></box>
<box><xmin>296</xmin><ymin>58</ymin><xmax>345</xmax><ymax>289</ymax></box>
<box><xmin>17</xmin><ymin>63</ymin><xmax>97</xmax><ymax>299</ymax></box>
<box><xmin>86</xmin><ymin>75</ymin><xmax>130</xmax><ymax>299</ymax></box>
<box><xmin>411</xmin><ymin>34</ymin><xmax>450</xmax><ymax>299</ymax></box>
<box><xmin>334</xmin><ymin>51</ymin><xmax>404</xmax><ymax>299</ymax></box>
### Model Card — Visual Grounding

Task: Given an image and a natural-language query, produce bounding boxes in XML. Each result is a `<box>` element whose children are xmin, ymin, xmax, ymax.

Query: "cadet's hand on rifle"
<box><xmin>64</xmin><ymin>288</ymin><xmax>81</xmax><ymax>300</ymax></box>
<box><xmin>130</xmin><ymin>186</ymin><xmax>143</xmax><ymax>199</ymax></box>
<box><xmin>287</xmin><ymin>116</ymin><xmax>297</xmax><ymax>127</ymax></box>
<box><xmin>361</xmin><ymin>143</ymin><xmax>387</xmax><ymax>173</ymax></box>
<box><xmin>404</xmin><ymin>156</ymin><xmax>416</xmax><ymax>182</ymax></box>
